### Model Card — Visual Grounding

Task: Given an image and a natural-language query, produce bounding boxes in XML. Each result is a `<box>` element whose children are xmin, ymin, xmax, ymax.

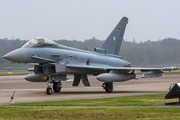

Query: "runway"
<box><xmin>0</xmin><ymin>75</ymin><xmax>180</xmax><ymax>105</ymax></box>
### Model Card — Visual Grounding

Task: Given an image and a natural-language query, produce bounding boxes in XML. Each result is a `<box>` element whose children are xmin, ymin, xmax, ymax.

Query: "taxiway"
<box><xmin>0</xmin><ymin>75</ymin><xmax>180</xmax><ymax>105</ymax></box>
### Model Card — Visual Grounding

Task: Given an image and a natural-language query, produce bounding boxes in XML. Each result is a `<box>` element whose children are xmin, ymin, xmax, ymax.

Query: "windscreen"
<box><xmin>22</xmin><ymin>38</ymin><xmax>58</xmax><ymax>48</ymax></box>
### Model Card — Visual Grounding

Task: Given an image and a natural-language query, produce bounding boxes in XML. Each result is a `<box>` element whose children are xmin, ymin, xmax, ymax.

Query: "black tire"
<box><xmin>105</xmin><ymin>82</ymin><xmax>113</xmax><ymax>93</ymax></box>
<box><xmin>53</xmin><ymin>82</ymin><xmax>61</xmax><ymax>93</ymax></box>
<box><xmin>46</xmin><ymin>88</ymin><xmax>52</xmax><ymax>95</ymax></box>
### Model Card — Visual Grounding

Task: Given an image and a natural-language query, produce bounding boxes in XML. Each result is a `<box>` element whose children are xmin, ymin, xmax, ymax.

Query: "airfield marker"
<box><xmin>10</xmin><ymin>91</ymin><xmax>15</xmax><ymax>103</ymax></box>
<box><xmin>8</xmin><ymin>70</ymin><xmax>12</xmax><ymax>74</ymax></box>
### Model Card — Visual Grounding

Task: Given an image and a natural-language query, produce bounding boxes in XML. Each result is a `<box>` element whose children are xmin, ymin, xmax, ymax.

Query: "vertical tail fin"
<box><xmin>101</xmin><ymin>17</ymin><xmax>128</xmax><ymax>55</ymax></box>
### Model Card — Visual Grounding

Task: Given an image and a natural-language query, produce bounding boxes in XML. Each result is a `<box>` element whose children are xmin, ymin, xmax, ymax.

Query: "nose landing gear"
<box><xmin>46</xmin><ymin>81</ymin><xmax>62</xmax><ymax>95</ymax></box>
<box><xmin>46</xmin><ymin>82</ymin><xmax>52</xmax><ymax>95</ymax></box>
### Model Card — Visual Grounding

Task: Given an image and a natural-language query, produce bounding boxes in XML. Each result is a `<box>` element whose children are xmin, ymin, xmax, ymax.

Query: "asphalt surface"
<box><xmin>0</xmin><ymin>75</ymin><xmax>180</xmax><ymax>106</ymax></box>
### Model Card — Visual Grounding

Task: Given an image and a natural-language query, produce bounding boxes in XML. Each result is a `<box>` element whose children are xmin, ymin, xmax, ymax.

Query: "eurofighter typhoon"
<box><xmin>3</xmin><ymin>17</ymin><xmax>178</xmax><ymax>95</ymax></box>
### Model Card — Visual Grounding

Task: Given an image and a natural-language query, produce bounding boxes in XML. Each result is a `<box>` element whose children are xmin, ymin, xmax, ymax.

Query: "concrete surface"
<box><xmin>0</xmin><ymin>75</ymin><xmax>180</xmax><ymax>105</ymax></box>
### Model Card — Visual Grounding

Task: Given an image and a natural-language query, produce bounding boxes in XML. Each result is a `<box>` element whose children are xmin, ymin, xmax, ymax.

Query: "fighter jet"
<box><xmin>3</xmin><ymin>17</ymin><xmax>178</xmax><ymax>95</ymax></box>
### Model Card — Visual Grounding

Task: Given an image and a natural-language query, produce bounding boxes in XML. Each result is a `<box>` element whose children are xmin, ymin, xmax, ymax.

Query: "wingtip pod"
<box><xmin>162</xmin><ymin>66</ymin><xmax>178</xmax><ymax>71</ymax></box>
<box><xmin>121</xmin><ymin>17</ymin><xmax>128</xmax><ymax>22</ymax></box>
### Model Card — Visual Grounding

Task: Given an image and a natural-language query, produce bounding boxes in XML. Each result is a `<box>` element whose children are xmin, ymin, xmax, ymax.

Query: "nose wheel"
<box><xmin>46</xmin><ymin>82</ymin><xmax>52</xmax><ymax>95</ymax></box>
<box><xmin>46</xmin><ymin>87</ymin><xmax>52</xmax><ymax>95</ymax></box>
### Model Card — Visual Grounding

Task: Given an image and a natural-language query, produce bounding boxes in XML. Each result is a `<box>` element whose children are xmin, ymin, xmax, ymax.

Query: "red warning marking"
<box><xmin>165</xmin><ymin>96</ymin><xmax>179</xmax><ymax>99</ymax></box>
<box><xmin>65</xmin><ymin>69</ymin><xmax>67</xmax><ymax>72</ymax></box>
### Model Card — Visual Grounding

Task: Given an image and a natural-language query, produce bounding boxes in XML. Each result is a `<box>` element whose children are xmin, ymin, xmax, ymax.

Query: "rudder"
<box><xmin>101</xmin><ymin>17</ymin><xmax>128</xmax><ymax>55</ymax></box>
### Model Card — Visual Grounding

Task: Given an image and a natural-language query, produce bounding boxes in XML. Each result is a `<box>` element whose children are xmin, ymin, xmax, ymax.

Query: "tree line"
<box><xmin>0</xmin><ymin>37</ymin><xmax>179</xmax><ymax>70</ymax></box>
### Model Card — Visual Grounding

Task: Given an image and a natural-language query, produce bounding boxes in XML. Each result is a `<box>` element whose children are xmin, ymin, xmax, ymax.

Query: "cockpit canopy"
<box><xmin>22</xmin><ymin>37</ymin><xmax>58</xmax><ymax>48</ymax></box>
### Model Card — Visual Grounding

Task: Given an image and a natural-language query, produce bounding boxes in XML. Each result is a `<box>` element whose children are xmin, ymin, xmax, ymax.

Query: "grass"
<box><xmin>9</xmin><ymin>94</ymin><xmax>177</xmax><ymax>106</ymax></box>
<box><xmin>162</xmin><ymin>71</ymin><xmax>180</xmax><ymax>75</ymax></box>
<box><xmin>0</xmin><ymin>73</ymin><xmax>29</xmax><ymax>76</ymax></box>
<box><xmin>1</xmin><ymin>107</ymin><xmax>180</xmax><ymax>119</ymax></box>
<box><xmin>0</xmin><ymin>70</ymin><xmax>28</xmax><ymax>72</ymax></box>
<box><xmin>2</xmin><ymin>94</ymin><xmax>180</xmax><ymax>119</ymax></box>
<box><xmin>0</xmin><ymin>71</ymin><xmax>180</xmax><ymax>76</ymax></box>
<box><xmin>135</xmin><ymin>71</ymin><xmax>180</xmax><ymax>75</ymax></box>
<box><xmin>0</xmin><ymin>69</ymin><xmax>30</xmax><ymax>76</ymax></box>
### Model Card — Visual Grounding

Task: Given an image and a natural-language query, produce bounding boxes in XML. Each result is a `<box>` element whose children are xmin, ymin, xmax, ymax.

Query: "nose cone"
<box><xmin>3</xmin><ymin>48</ymin><xmax>27</xmax><ymax>63</ymax></box>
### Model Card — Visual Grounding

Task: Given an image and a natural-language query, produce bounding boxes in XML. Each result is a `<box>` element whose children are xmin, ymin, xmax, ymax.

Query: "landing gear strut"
<box><xmin>102</xmin><ymin>82</ymin><xmax>113</xmax><ymax>93</ymax></box>
<box><xmin>53</xmin><ymin>81</ymin><xmax>62</xmax><ymax>93</ymax></box>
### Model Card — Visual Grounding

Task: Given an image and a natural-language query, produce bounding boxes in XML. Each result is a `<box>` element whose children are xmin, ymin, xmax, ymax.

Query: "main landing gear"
<box><xmin>46</xmin><ymin>81</ymin><xmax>62</xmax><ymax>95</ymax></box>
<box><xmin>53</xmin><ymin>81</ymin><xmax>62</xmax><ymax>93</ymax></box>
<box><xmin>102</xmin><ymin>82</ymin><xmax>113</xmax><ymax>93</ymax></box>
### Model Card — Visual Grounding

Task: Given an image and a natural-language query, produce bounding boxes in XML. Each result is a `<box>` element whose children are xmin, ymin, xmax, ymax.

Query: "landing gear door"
<box><xmin>50</xmin><ymin>63</ymin><xmax>66</xmax><ymax>73</ymax></box>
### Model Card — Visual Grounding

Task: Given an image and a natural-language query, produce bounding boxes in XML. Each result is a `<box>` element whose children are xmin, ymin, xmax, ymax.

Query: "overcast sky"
<box><xmin>0</xmin><ymin>0</ymin><xmax>180</xmax><ymax>42</ymax></box>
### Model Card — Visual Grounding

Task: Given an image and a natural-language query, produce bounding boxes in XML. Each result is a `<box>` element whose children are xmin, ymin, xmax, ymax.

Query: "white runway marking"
<box><xmin>66</xmin><ymin>79</ymin><xmax>73</xmax><ymax>81</ymax></box>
